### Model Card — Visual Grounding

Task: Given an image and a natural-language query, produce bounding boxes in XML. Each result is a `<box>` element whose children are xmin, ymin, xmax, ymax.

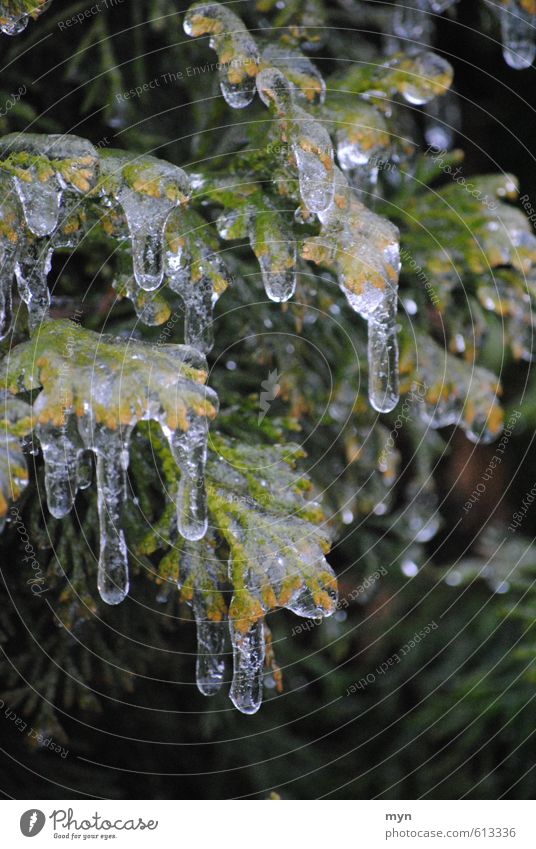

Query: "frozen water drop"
<box><xmin>167</xmin><ymin>415</ymin><xmax>209</xmax><ymax>542</ymax></box>
<box><xmin>117</xmin><ymin>191</ymin><xmax>172</xmax><ymax>291</ymax></box>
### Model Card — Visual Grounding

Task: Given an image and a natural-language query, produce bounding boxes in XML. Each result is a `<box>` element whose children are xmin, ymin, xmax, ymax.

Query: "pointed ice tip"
<box><xmin>230</xmin><ymin>694</ymin><xmax>263</xmax><ymax>715</ymax></box>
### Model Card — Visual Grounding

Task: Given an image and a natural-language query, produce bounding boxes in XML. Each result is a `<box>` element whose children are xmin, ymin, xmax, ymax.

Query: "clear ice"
<box><xmin>217</xmin><ymin>203</ymin><xmax>297</xmax><ymax>303</ymax></box>
<box><xmin>100</xmin><ymin>152</ymin><xmax>190</xmax><ymax>292</ymax></box>
<box><xmin>167</xmin><ymin>414</ymin><xmax>210</xmax><ymax>542</ymax></box>
<box><xmin>79</xmin><ymin>419</ymin><xmax>130</xmax><ymax>606</ymax></box>
<box><xmin>3</xmin><ymin>320</ymin><xmax>219</xmax><ymax>604</ymax></box>
<box><xmin>499</xmin><ymin>1</ymin><xmax>536</xmax><ymax>70</ymax></box>
<box><xmin>256</xmin><ymin>67</ymin><xmax>335</xmax><ymax>214</ymax></box>
<box><xmin>302</xmin><ymin>168</ymin><xmax>400</xmax><ymax>412</ymax></box>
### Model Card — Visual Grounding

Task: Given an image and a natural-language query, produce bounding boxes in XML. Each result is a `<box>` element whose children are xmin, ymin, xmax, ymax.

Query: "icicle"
<box><xmin>367</xmin><ymin>286</ymin><xmax>400</xmax><ymax>414</ymax></box>
<box><xmin>14</xmin><ymin>237</ymin><xmax>53</xmax><ymax>331</ymax></box>
<box><xmin>36</xmin><ymin>417</ymin><xmax>81</xmax><ymax>519</ymax></box>
<box><xmin>79</xmin><ymin>420</ymin><xmax>130</xmax><ymax>606</ymax></box>
<box><xmin>166</xmin><ymin>414</ymin><xmax>209</xmax><ymax>542</ymax></box>
<box><xmin>406</xmin><ymin>480</ymin><xmax>441</xmax><ymax>542</ymax></box>
<box><xmin>183</xmin><ymin>2</ymin><xmax>260</xmax><ymax>109</ymax></box>
<box><xmin>166</xmin><ymin>208</ymin><xmax>232</xmax><ymax>353</ymax></box>
<box><xmin>194</xmin><ymin>593</ymin><xmax>226</xmax><ymax>696</ymax></box>
<box><xmin>499</xmin><ymin>1</ymin><xmax>536</xmax><ymax>70</ymax></box>
<box><xmin>229</xmin><ymin>617</ymin><xmax>265</xmax><ymax>715</ymax></box>
<box><xmin>100</xmin><ymin>153</ymin><xmax>190</xmax><ymax>292</ymax></box>
<box><xmin>76</xmin><ymin>451</ymin><xmax>93</xmax><ymax>490</ymax></box>
<box><xmin>256</xmin><ymin>67</ymin><xmax>334</xmax><ymax>214</ymax></box>
<box><xmin>13</xmin><ymin>172</ymin><xmax>61</xmax><ymax>238</ymax></box>
<box><xmin>303</xmin><ymin>168</ymin><xmax>400</xmax><ymax>412</ymax></box>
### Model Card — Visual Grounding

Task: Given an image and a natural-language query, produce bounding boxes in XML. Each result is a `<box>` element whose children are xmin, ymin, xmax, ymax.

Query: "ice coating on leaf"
<box><xmin>165</xmin><ymin>207</ymin><xmax>232</xmax><ymax>352</ymax></box>
<box><xmin>0</xmin><ymin>0</ymin><xmax>52</xmax><ymax>35</ymax></box>
<box><xmin>1</xmin><ymin>320</ymin><xmax>219</xmax><ymax>597</ymax></box>
<box><xmin>99</xmin><ymin>151</ymin><xmax>190</xmax><ymax>292</ymax></box>
<box><xmin>216</xmin><ymin>197</ymin><xmax>297</xmax><ymax>302</ymax></box>
<box><xmin>302</xmin><ymin>167</ymin><xmax>400</xmax><ymax>412</ymax></box>
<box><xmin>0</xmin><ymin>133</ymin><xmax>98</xmax><ymax>202</ymax></box>
<box><xmin>0</xmin><ymin>392</ymin><xmax>32</xmax><ymax>523</ymax></box>
<box><xmin>498</xmin><ymin>1</ymin><xmax>536</xmax><ymax>69</ymax></box>
<box><xmin>183</xmin><ymin>1</ymin><xmax>260</xmax><ymax>108</ymax></box>
<box><xmin>260</xmin><ymin>44</ymin><xmax>326</xmax><ymax>104</ymax></box>
<box><xmin>477</xmin><ymin>270</ymin><xmax>536</xmax><ymax>362</ymax></box>
<box><xmin>179</xmin><ymin>539</ymin><xmax>227</xmax><ymax>696</ymax></box>
<box><xmin>256</xmin><ymin>0</ymin><xmax>326</xmax><ymax>50</ymax></box>
<box><xmin>256</xmin><ymin>67</ymin><xmax>334</xmax><ymax>213</ymax></box>
<box><xmin>229</xmin><ymin>618</ymin><xmax>265</xmax><ymax>714</ymax></box>
<box><xmin>400</xmin><ymin>333</ymin><xmax>504</xmax><ymax>443</ymax></box>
